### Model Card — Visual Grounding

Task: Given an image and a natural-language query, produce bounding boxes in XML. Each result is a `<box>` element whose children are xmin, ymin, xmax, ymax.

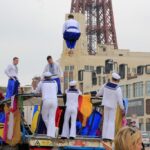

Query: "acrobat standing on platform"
<box><xmin>34</xmin><ymin>72</ymin><xmax>58</xmax><ymax>138</ymax></box>
<box><xmin>61</xmin><ymin>80</ymin><xmax>82</xmax><ymax>139</ymax></box>
<box><xmin>63</xmin><ymin>14</ymin><xmax>81</xmax><ymax>55</ymax></box>
<box><xmin>43</xmin><ymin>55</ymin><xmax>63</xmax><ymax>95</ymax></box>
<box><xmin>4</xmin><ymin>57</ymin><xmax>20</xmax><ymax>99</ymax></box>
<box><xmin>96</xmin><ymin>72</ymin><xmax>125</xmax><ymax>142</ymax></box>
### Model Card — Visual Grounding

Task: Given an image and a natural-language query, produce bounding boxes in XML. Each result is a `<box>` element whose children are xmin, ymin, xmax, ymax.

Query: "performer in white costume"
<box><xmin>34</xmin><ymin>72</ymin><xmax>58</xmax><ymax>138</ymax></box>
<box><xmin>61</xmin><ymin>80</ymin><xmax>82</xmax><ymax>139</ymax></box>
<box><xmin>96</xmin><ymin>72</ymin><xmax>124</xmax><ymax>141</ymax></box>
<box><xmin>63</xmin><ymin>14</ymin><xmax>81</xmax><ymax>54</ymax></box>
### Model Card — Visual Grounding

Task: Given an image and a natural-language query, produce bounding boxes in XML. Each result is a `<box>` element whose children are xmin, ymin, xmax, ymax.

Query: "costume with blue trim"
<box><xmin>105</xmin><ymin>82</ymin><xmax>119</xmax><ymax>90</ymax></box>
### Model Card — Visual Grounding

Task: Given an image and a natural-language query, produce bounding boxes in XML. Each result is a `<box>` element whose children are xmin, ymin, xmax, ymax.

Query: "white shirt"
<box><xmin>65</xmin><ymin>88</ymin><xmax>82</xmax><ymax>108</ymax></box>
<box><xmin>34</xmin><ymin>80</ymin><xmax>58</xmax><ymax>101</ymax></box>
<box><xmin>63</xmin><ymin>19</ymin><xmax>80</xmax><ymax>33</ymax></box>
<box><xmin>96</xmin><ymin>82</ymin><xmax>124</xmax><ymax>109</ymax></box>
<box><xmin>5</xmin><ymin>64</ymin><xmax>18</xmax><ymax>79</ymax></box>
<box><xmin>43</xmin><ymin>62</ymin><xmax>63</xmax><ymax>79</ymax></box>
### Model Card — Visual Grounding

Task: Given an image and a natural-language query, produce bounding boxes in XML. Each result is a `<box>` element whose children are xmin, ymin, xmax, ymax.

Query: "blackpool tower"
<box><xmin>71</xmin><ymin>0</ymin><xmax>118</xmax><ymax>54</ymax></box>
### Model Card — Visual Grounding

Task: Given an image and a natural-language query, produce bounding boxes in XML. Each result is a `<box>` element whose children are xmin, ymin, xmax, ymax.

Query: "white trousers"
<box><xmin>61</xmin><ymin>107</ymin><xmax>77</xmax><ymax>138</ymax></box>
<box><xmin>102</xmin><ymin>106</ymin><xmax>116</xmax><ymax>140</ymax></box>
<box><xmin>41</xmin><ymin>100</ymin><xmax>57</xmax><ymax>137</ymax></box>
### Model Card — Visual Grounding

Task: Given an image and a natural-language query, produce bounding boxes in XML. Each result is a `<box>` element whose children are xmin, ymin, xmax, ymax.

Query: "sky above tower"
<box><xmin>0</xmin><ymin>0</ymin><xmax>150</xmax><ymax>86</ymax></box>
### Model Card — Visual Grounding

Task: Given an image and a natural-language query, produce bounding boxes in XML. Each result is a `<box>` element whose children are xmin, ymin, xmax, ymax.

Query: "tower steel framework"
<box><xmin>71</xmin><ymin>0</ymin><xmax>118</xmax><ymax>54</ymax></box>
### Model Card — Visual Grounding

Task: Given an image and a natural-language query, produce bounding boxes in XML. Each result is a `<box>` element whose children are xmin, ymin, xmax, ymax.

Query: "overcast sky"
<box><xmin>0</xmin><ymin>0</ymin><xmax>150</xmax><ymax>86</ymax></box>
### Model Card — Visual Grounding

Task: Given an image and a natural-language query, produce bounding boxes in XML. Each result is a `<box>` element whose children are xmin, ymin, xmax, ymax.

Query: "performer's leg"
<box><xmin>65</xmin><ymin>40</ymin><xmax>71</xmax><ymax>49</ymax></box>
<box><xmin>70</xmin><ymin>109</ymin><xmax>77</xmax><ymax>138</ymax></box>
<box><xmin>61</xmin><ymin>108</ymin><xmax>71</xmax><ymax>138</ymax></box>
<box><xmin>70</xmin><ymin>32</ymin><xmax>81</xmax><ymax>49</ymax></box>
<box><xmin>102</xmin><ymin>106</ymin><xmax>109</xmax><ymax>139</ymax></box>
<box><xmin>106</xmin><ymin>108</ymin><xmax>116</xmax><ymax>140</ymax></box>
<box><xmin>13</xmin><ymin>80</ymin><xmax>20</xmax><ymax>95</ymax></box>
<box><xmin>47</xmin><ymin>102</ymin><xmax>57</xmax><ymax>137</ymax></box>
<box><xmin>64</xmin><ymin>31</ymin><xmax>72</xmax><ymax>50</ymax></box>
<box><xmin>41</xmin><ymin>100</ymin><xmax>50</xmax><ymax>128</ymax></box>
<box><xmin>5</xmin><ymin>79</ymin><xmax>15</xmax><ymax>99</ymax></box>
<box><xmin>54</xmin><ymin>78</ymin><xmax>62</xmax><ymax>95</ymax></box>
<box><xmin>71</xmin><ymin>40</ymin><xmax>76</xmax><ymax>49</ymax></box>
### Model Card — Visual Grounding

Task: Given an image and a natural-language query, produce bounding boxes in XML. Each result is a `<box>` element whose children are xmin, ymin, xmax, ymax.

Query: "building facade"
<box><xmin>60</xmin><ymin>13</ymin><xmax>150</xmax><ymax>131</ymax></box>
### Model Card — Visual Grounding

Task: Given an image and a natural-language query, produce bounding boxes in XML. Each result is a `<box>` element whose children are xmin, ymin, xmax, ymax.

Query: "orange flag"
<box><xmin>78</xmin><ymin>95</ymin><xmax>92</xmax><ymax>127</ymax></box>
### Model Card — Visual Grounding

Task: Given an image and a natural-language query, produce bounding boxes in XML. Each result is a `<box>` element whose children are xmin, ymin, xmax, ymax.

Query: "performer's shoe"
<box><xmin>61</xmin><ymin>137</ymin><xmax>67</xmax><ymax>139</ymax></box>
<box><xmin>69</xmin><ymin>137</ymin><xmax>75</xmax><ymax>140</ymax></box>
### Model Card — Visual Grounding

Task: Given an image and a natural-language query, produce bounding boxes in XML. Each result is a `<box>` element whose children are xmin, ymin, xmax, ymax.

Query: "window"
<box><xmin>78</xmin><ymin>70</ymin><xmax>84</xmax><ymax>81</ymax></box>
<box><xmin>146</xmin><ymin>99</ymin><xmax>150</xmax><ymax>114</ymax></box>
<box><xmin>64</xmin><ymin>71</ymin><xmax>69</xmax><ymax>90</ymax></box>
<box><xmin>96</xmin><ymin>66</ymin><xmax>101</xmax><ymax>74</ymax></box>
<box><xmin>127</xmin><ymin>99</ymin><xmax>144</xmax><ymax>117</ymax></box>
<box><xmin>146</xmin><ymin>65</ymin><xmax>150</xmax><ymax>74</ymax></box>
<box><xmin>120</xmin><ymin>84</ymin><xmax>131</xmax><ymax>98</ymax></box>
<box><xmin>137</xmin><ymin>66</ymin><xmax>144</xmax><ymax>75</ymax></box>
<box><xmin>133</xmin><ymin>82</ymin><xmax>143</xmax><ymax>97</ymax></box>
<box><xmin>85</xmin><ymin>65</ymin><xmax>94</xmax><ymax>71</ymax></box>
<box><xmin>92</xmin><ymin>72</ymin><xmax>97</xmax><ymax>86</ymax></box>
<box><xmin>126</xmin><ymin>84</ymin><xmax>132</xmax><ymax>98</ymax></box>
<box><xmin>146</xmin><ymin>118</ymin><xmax>150</xmax><ymax>131</ymax></box>
<box><xmin>114</xmin><ymin>62</ymin><xmax>118</xmax><ymax>72</ymax></box>
<box><xmin>146</xmin><ymin>81</ymin><xmax>150</xmax><ymax>96</ymax></box>
<box><xmin>105</xmin><ymin>59</ymin><xmax>113</xmax><ymax>74</ymax></box>
<box><xmin>65</xmin><ymin>66</ymin><xmax>69</xmax><ymax>71</ymax></box>
<box><xmin>85</xmin><ymin>65</ymin><xmax>89</xmax><ymax>71</ymax></box>
<box><xmin>70</xmin><ymin>66</ymin><xmax>74</xmax><ymax>71</ymax></box>
<box><xmin>103</xmin><ymin>77</ymin><xmax>106</xmax><ymax>84</ymax></box>
<box><xmin>98</xmin><ymin>76</ymin><xmax>101</xmax><ymax>85</ymax></box>
<box><xmin>79</xmin><ymin>83</ymin><xmax>83</xmax><ymax>93</ymax></box>
<box><xmin>120</xmin><ymin>85</ymin><xmax>126</xmax><ymax>98</ymax></box>
<box><xmin>119</xmin><ymin>64</ymin><xmax>126</xmax><ymax>79</ymax></box>
<box><xmin>139</xmin><ymin>118</ymin><xmax>144</xmax><ymax>131</ymax></box>
<box><xmin>65</xmin><ymin>66</ymin><xmax>74</xmax><ymax>71</ymax></box>
<box><xmin>69</xmin><ymin>72</ymin><xmax>73</xmax><ymax>82</ymax></box>
<box><xmin>90</xmin><ymin>66</ymin><xmax>94</xmax><ymax>71</ymax></box>
<box><xmin>127</xmin><ymin>68</ymin><xmax>130</xmax><ymax>74</ymax></box>
<box><xmin>132</xmin><ymin>68</ymin><xmax>137</xmax><ymax>74</ymax></box>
